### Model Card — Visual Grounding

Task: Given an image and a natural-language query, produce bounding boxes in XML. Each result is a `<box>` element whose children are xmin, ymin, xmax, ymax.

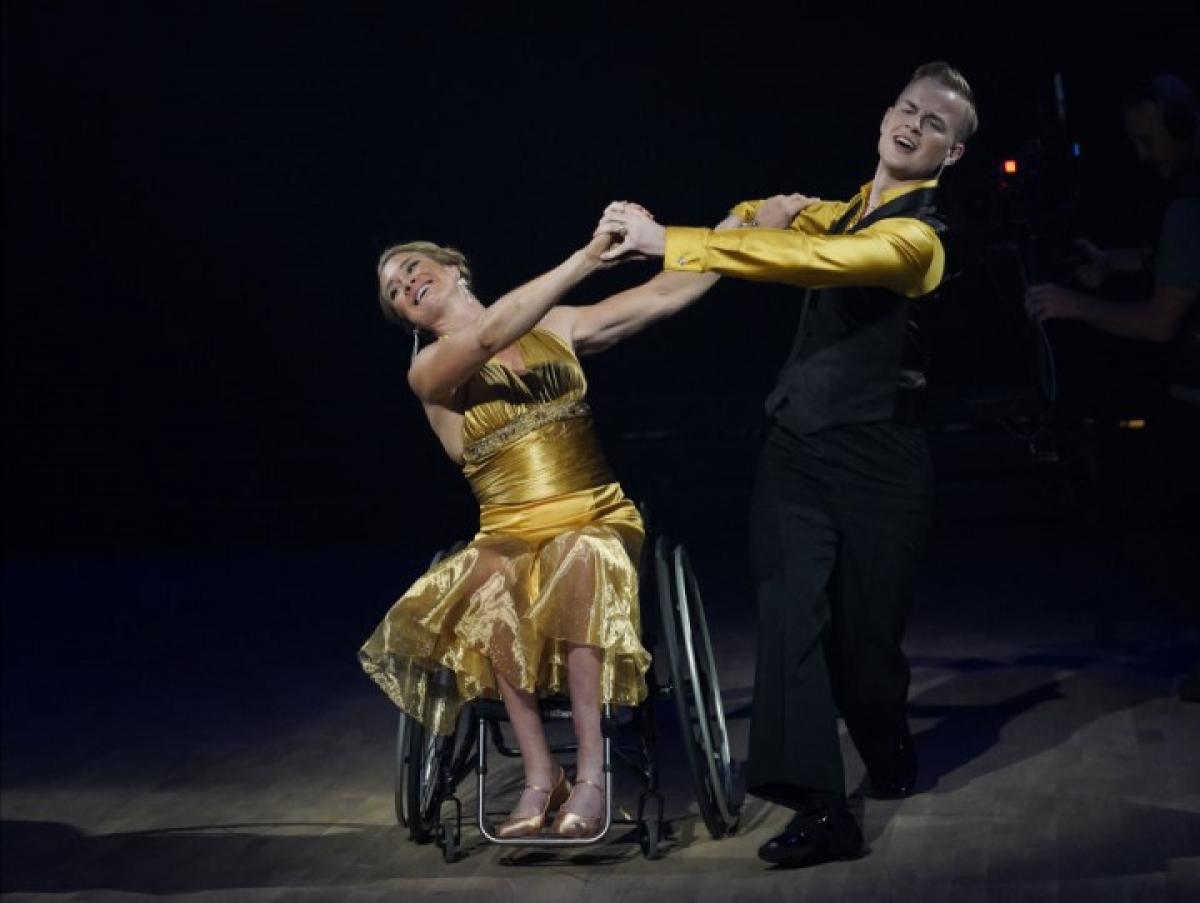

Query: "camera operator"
<box><xmin>1026</xmin><ymin>73</ymin><xmax>1199</xmax><ymax>701</ymax></box>
<box><xmin>1025</xmin><ymin>74</ymin><xmax>1198</xmax><ymax>400</ymax></box>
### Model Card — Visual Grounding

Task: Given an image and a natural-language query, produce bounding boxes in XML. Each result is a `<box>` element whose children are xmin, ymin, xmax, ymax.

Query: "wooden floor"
<box><xmin>3</xmin><ymin>519</ymin><xmax>1199</xmax><ymax>902</ymax></box>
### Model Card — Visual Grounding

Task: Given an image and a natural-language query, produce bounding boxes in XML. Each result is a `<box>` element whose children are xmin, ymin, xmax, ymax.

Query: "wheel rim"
<box><xmin>656</xmin><ymin>537</ymin><xmax>737</xmax><ymax>838</ymax></box>
<box><xmin>395</xmin><ymin>714</ymin><xmax>411</xmax><ymax>826</ymax></box>
<box><xmin>672</xmin><ymin>545</ymin><xmax>736</xmax><ymax>829</ymax></box>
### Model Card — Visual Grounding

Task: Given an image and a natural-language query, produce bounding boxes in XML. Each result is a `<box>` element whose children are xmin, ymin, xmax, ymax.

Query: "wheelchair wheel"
<box><xmin>403</xmin><ymin>707</ymin><xmax>475</xmax><ymax>844</ymax></box>
<box><xmin>438</xmin><ymin>817</ymin><xmax>460</xmax><ymax>863</ymax></box>
<box><xmin>655</xmin><ymin>537</ymin><xmax>738</xmax><ymax>838</ymax></box>
<box><xmin>394</xmin><ymin>713</ymin><xmax>411</xmax><ymax>827</ymax></box>
<box><xmin>395</xmin><ymin>545</ymin><xmax>470</xmax><ymax>839</ymax></box>
<box><xmin>404</xmin><ymin>715</ymin><xmax>445</xmax><ymax>843</ymax></box>
<box><xmin>638</xmin><ymin>818</ymin><xmax>661</xmax><ymax>860</ymax></box>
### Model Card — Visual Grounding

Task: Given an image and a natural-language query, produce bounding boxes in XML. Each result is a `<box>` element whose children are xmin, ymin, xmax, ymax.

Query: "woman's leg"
<box><xmin>562</xmin><ymin>642</ymin><xmax>605</xmax><ymax>820</ymax></box>
<box><xmin>494</xmin><ymin>671</ymin><xmax>561</xmax><ymax>817</ymax></box>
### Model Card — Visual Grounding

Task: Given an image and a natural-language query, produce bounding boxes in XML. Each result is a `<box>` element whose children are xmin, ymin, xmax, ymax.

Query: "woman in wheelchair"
<box><xmin>359</xmin><ymin>208</ymin><xmax>719</xmax><ymax>838</ymax></box>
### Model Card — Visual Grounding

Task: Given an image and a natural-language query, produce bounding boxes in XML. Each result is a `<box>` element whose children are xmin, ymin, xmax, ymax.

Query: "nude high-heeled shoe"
<box><xmin>495</xmin><ymin>767</ymin><xmax>571</xmax><ymax>839</ymax></box>
<box><xmin>550</xmin><ymin>776</ymin><xmax>606</xmax><ymax>838</ymax></box>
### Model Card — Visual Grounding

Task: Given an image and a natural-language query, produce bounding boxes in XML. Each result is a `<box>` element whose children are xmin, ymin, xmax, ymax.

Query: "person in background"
<box><xmin>1026</xmin><ymin>73</ymin><xmax>1199</xmax><ymax>702</ymax></box>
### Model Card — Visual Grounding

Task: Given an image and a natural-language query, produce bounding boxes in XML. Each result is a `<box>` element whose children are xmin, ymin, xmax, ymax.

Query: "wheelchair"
<box><xmin>391</xmin><ymin>527</ymin><xmax>739</xmax><ymax>862</ymax></box>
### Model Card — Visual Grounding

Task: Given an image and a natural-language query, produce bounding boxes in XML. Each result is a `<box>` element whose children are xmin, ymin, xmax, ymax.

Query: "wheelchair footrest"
<box><xmin>473</xmin><ymin>696</ymin><xmax>620</xmax><ymax>727</ymax></box>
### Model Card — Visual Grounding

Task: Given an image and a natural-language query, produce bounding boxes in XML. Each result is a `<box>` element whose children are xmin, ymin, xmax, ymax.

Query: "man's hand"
<box><xmin>596</xmin><ymin>201</ymin><xmax>667</xmax><ymax>260</ymax></box>
<box><xmin>753</xmin><ymin>193</ymin><xmax>821</xmax><ymax>228</ymax></box>
<box><xmin>1025</xmin><ymin>283</ymin><xmax>1085</xmax><ymax>322</ymax></box>
<box><xmin>1072</xmin><ymin>239</ymin><xmax>1108</xmax><ymax>290</ymax></box>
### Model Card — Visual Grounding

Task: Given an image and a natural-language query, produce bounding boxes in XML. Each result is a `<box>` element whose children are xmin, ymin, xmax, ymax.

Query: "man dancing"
<box><xmin>600</xmin><ymin>61</ymin><xmax>978</xmax><ymax>868</ymax></box>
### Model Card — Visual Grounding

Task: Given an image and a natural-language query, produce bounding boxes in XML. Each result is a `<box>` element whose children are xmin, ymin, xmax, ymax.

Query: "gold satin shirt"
<box><xmin>664</xmin><ymin>179</ymin><xmax>945</xmax><ymax>299</ymax></box>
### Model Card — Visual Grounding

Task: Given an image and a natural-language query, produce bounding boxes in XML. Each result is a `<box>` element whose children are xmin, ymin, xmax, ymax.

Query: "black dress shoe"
<box><xmin>757</xmin><ymin>806</ymin><xmax>864</xmax><ymax>868</ymax></box>
<box><xmin>868</xmin><ymin>725</ymin><xmax>918</xmax><ymax>799</ymax></box>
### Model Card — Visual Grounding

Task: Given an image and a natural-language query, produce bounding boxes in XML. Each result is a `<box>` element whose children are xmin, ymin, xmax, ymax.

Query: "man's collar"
<box><xmin>859</xmin><ymin>178</ymin><xmax>940</xmax><ymax>208</ymax></box>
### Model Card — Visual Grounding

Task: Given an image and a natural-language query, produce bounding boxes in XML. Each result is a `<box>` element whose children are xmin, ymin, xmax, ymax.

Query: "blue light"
<box><xmin>1072</xmin><ymin>142</ymin><xmax>1082</xmax><ymax>157</ymax></box>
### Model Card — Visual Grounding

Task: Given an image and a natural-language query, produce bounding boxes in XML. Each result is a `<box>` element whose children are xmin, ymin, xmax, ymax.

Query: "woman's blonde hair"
<box><xmin>376</xmin><ymin>241</ymin><xmax>472</xmax><ymax>326</ymax></box>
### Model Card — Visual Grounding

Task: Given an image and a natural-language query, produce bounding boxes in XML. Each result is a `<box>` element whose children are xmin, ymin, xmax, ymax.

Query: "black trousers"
<box><xmin>745</xmin><ymin>419</ymin><xmax>933</xmax><ymax>809</ymax></box>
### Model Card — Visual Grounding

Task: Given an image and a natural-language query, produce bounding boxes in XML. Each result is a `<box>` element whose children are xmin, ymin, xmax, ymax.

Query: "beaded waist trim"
<box><xmin>462</xmin><ymin>399</ymin><xmax>592</xmax><ymax>465</ymax></box>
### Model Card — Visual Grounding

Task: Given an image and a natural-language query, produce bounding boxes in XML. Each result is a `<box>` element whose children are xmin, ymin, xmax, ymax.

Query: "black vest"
<box><xmin>765</xmin><ymin>187</ymin><xmax>945</xmax><ymax>435</ymax></box>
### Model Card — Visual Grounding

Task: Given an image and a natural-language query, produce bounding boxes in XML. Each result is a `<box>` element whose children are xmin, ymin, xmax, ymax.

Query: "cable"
<box><xmin>1012</xmin><ymin>247</ymin><xmax>1059</xmax><ymax>404</ymax></box>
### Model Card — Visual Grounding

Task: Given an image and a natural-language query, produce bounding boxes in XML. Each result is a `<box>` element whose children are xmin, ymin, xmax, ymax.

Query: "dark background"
<box><xmin>4</xmin><ymin>3</ymin><xmax>1199</xmax><ymax>709</ymax></box>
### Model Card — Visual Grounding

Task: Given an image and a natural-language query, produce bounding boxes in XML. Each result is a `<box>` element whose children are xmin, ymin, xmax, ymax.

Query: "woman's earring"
<box><xmin>410</xmin><ymin>329</ymin><xmax>420</xmax><ymax>363</ymax></box>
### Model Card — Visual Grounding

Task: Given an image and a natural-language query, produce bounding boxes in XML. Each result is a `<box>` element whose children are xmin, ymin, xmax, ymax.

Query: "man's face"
<box><xmin>878</xmin><ymin>77</ymin><xmax>968</xmax><ymax>180</ymax></box>
<box><xmin>1123</xmin><ymin>100</ymin><xmax>1191</xmax><ymax>180</ymax></box>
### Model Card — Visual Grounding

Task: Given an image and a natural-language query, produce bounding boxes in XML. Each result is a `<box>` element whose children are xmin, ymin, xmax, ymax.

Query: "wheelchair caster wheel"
<box><xmin>438</xmin><ymin>818</ymin><xmax>460</xmax><ymax>863</ymax></box>
<box><xmin>638</xmin><ymin>818</ymin><xmax>661</xmax><ymax>860</ymax></box>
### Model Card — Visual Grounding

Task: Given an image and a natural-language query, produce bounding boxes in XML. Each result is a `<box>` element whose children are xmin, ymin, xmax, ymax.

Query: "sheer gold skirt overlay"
<box><xmin>358</xmin><ymin>483</ymin><xmax>649</xmax><ymax>736</ymax></box>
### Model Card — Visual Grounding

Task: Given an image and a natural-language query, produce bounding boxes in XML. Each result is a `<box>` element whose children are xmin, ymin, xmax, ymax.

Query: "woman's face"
<box><xmin>379</xmin><ymin>252</ymin><xmax>460</xmax><ymax>329</ymax></box>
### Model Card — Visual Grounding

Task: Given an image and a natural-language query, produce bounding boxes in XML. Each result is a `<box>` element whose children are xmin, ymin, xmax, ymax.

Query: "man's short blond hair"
<box><xmin>906</xmin><ymin>61</ymin><xmax>978</xmax><ymax>142</ymax></box>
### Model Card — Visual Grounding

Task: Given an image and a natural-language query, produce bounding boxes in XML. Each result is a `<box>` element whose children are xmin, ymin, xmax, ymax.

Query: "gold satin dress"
<box><xmin>359</xmin><ymin>328</ymin><xmax>650</xmax><ymax>735</ymax></box>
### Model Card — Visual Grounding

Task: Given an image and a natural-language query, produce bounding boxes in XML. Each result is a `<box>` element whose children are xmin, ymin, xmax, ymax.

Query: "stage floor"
<box><xmin>3</xmin><ymin>515</ymin><xmax>1198</xmax><ymax>902</ymax></box>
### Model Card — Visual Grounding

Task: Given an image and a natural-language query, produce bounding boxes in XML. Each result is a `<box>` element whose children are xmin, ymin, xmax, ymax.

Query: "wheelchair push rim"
<box><xmin>655</xmin><ymin>537</ymin><xmax>738</xmax><ymax>838</ymax></box>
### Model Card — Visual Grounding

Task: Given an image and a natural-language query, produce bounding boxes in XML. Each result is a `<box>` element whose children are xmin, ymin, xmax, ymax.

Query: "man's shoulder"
<box><xmin>860</xmin><ymin>216</ymin><xmax>945</xmax><ymax>242</ymax></box>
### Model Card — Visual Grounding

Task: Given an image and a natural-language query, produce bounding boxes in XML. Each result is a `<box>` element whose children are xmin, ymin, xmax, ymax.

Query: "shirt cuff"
<box><xmin>664</xmin><ymin>226</ymin><xmax>712</xmax><ymax>273</ymax></box>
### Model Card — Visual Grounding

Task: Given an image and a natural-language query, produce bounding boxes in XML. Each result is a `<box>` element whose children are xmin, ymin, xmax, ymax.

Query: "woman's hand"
<box><xmin>753</xmin><ymin>193</ymin><xmax>821</xmax><ymax>228</ymax></box>
<box><xmin>582</xmin><ymin>230</ymin><xmax>620</xmax><ymax>269</ymax></box>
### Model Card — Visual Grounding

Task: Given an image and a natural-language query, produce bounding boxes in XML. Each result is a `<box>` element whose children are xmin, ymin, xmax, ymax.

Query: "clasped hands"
<box><xmin>589</xmin><ymin>193</ymin><xmax>822</xmax><ymax>262</ymax></box>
